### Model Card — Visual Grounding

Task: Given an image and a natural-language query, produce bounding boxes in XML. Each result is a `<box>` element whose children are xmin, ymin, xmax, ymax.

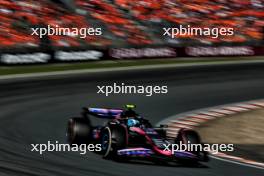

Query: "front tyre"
<box><xmin>175</xmin><ymin>129</ymin><xmax>209</xmax><ymax>163</ymax></box>
<box><xmin>101</xmin><ymin>127</ymin><xmax>112</xmax><ymax>158</ymax></box>
<box><xmin>101</xmin><ymin>126</ymin><xmax>127</xmax><ymax>160</ymax></box>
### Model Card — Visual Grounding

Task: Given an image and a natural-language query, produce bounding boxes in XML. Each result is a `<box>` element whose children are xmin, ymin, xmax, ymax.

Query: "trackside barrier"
<box><xmin>0</xmin><ymin>46</ymin><xmax>263</xmax><ymax>65</ymax></box>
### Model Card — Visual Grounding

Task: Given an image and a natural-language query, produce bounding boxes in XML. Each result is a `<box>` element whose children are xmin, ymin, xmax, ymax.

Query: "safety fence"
<box><xmin>0</xmin><ymin>46</ymin><xmax>263</xmax><ymax>65</ymax></box>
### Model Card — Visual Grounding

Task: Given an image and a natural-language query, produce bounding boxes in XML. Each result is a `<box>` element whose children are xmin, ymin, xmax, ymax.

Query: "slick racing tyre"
<box><xmin>101</xmin><ymin>126</ymin><xmax>127</xmax><ymax>159</ymax></box>
<box><xmin>175</xmin><ymin>128</ymin><xmax>209</xmax><ymax>163</ymax></box>
<box><xmin>66</xmin><ymin>117</ymin><xmax>92</xmax><ymax>145</ymax></box>
<box><xmin>175</xmin><ymin>128</ymin><xmax>201</xmax><ymax>154</ymax></box>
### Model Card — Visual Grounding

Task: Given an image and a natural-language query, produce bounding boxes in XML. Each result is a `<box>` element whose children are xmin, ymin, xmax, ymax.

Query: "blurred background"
<box><xmin>0</xmin><ymin>0</ymin><xmax>263</xmax><ymax>49</ymax></box>
<box><xmin>0</xmin><ymin>1</ymin><xmax>264</xmax><ymax>175</ymax></box>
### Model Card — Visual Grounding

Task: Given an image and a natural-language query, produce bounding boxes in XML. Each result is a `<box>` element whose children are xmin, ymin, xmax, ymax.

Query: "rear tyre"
<box><xmin>66</xmin><ymin>117</ymin><xmax>92</xmax><ymax>145</ymax></box>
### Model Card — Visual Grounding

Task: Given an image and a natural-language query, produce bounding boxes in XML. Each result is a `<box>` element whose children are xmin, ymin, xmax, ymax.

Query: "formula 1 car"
<box><xmin>66</xmin><ymin>105</ymin><xmax>209</xmax><ymax>164</ymax></box>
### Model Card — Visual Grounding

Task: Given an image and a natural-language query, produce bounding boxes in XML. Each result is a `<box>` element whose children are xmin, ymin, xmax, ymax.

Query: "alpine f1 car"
<box><xmin>66</xmin><ymin>105</ymin><xmax>209</xmax><ymax>164</ymax></box>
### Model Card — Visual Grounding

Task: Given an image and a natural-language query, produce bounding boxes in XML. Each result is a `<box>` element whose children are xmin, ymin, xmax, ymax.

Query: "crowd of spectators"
<box><xmin>113</xmin><ymin>0</ymin><xmax>264</xmax><ymax>45</ymax></box>
<box><xmin>0</xmin><ymin>0</ymin><xmax>109</xmax><ymax>48</ymax></box>
<box><xmin>0</xmin><ymin>0</ymin><xmax>263</xmax><ymax>49</ymax></box>
<box><xmin>75</xmin><ymin>0</ymin><xmax>153</xmax><ymax>45</ymax></box>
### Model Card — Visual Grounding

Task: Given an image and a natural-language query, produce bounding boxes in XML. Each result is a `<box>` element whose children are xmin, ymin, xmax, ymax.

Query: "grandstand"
<box><xmin>0</xmin><ymin>0</ymin><xmax>263</xmax><ymax>49</ymax></box>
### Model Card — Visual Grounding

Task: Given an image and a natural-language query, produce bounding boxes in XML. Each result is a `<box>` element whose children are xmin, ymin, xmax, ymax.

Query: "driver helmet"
<box><xmin>127</xmin><ymin>118</ymin><xmax>139</xmax><ymax>127</ymax></box>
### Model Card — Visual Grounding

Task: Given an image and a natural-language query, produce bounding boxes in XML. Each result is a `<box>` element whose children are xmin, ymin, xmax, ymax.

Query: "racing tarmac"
<box><xmin>0</xmin><ymin>63</ymin><xmax>264</xmax><ymax>176</ymax></box>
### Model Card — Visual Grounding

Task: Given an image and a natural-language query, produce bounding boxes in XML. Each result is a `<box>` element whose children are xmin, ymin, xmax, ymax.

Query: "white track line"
<box><xmin>3</xmin><ymin>59</ymin><xmax>264</xmax><ymax>81</ymax></box>
<box><xmin>210</xmin><ymin>155</ymin><xmax>264</xmax><ymax>170</ymax></box>
<box><xmin>209</xmin><ymin>109</ymin><xmax>236</xmax><ymax>115</ymax></box>
<box><xmin>170</xmin><ymin>120</ymin><xmax>199</xmax><ymax>126</ymax></box>
<box><xmin>222</xmin><ymin>106</ymin><xmax>248</xmax><ymax>112</ymax></box>
<box><xmin>236</xmin><ymin>104</ymin><xmax>261</xmax><ymax>110</ymax></box>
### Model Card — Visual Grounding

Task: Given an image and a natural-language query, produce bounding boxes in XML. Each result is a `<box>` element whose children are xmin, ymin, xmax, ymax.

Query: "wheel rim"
<box><xmin>102</xmin><ymin>133</ymin><xmax>109</xmax><ymax>150</ymax></box>
<box><xmin>102</xmin><ymin>127</ymin><xmax>112</xmax><ymax>157</ymax></box>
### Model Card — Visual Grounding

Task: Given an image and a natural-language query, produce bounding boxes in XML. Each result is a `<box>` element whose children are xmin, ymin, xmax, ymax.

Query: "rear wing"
<box><xmin>83</xmin><ymin>107</ymin><xmax>123</xmax><ymax>119</ymax></box>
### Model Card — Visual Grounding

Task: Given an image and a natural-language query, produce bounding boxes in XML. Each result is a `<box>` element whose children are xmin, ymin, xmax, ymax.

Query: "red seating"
<box><xmin>0</xmin><ymin>0</ymin><xmax>262</xmax><ymax>48</ymax></box>
<box><xmin>114</xmin><ymin>0</ymin><xmax>263</xmax><ymax>44</ymax></box>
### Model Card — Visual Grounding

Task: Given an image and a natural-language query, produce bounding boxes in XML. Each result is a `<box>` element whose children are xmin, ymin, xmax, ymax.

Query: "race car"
<box><xmin>66</xmin><ymin>104</ymin><xmax>209</xmax><ymax>164</ymax></box>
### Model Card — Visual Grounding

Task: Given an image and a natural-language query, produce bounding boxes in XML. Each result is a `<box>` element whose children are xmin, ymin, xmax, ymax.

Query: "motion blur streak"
<box><xmin>0</xmin><ymin>64</ymin><xmax>264</xmax><ymax>176</ymax></box>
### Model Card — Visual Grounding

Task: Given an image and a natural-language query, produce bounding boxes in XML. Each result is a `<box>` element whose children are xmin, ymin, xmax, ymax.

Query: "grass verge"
<box><xmin>0</xmin><ymin>56</ymin><xmax>263</xmax><ymax>76</ymax></box>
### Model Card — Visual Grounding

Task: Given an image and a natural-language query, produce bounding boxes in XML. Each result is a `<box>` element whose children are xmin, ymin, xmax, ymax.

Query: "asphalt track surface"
<box><xmin>1</xmin><ymin>63</ymin><xmax>264</xmax><ymax>176</ymax></box>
